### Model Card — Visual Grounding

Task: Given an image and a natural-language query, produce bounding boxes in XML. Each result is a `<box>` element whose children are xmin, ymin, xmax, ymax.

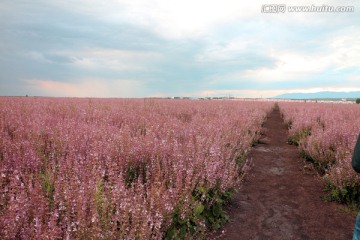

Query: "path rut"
<box><xmin>211</xmin><ymin>109</ymin><xmax>355</xmax><ymax>239</ymax></box>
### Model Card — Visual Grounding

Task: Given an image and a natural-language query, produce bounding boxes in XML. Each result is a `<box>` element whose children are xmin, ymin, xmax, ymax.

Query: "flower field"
<box><xmin>0</xmin><ymin>97</ymin><xmax>273</xmax><ymax>239</ymax></box>
<box><xmin>279</xmin><ymin>102</ymin><xmax>360</xmax><ymax>206</ymax></box>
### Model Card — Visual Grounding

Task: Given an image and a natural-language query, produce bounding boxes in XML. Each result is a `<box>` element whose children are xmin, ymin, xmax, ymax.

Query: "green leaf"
<box><xmin>212</xmin><ymin>204</ymin><xmax>221</xmax><ymax>217</ymax></box>
<box><xmin>194</xmin><ymin>204</ymin><xmax>205</xmax><ymax>217</ymax></box>
<box><xmin>165</xmin><ymin>228</ymin><xmax>175</xmax><ymax>240</ymax></box>
<box><xmin>215</xmin><ymin>196</ymin><xmax>224</xmax><ymax>204</ymax></box>
<box><xmin>179</xmin><ymin>225</ymin><xmax>187</xmax><ymax>238</ymax></box>
<box><xmin>179</xmin><ymin>218</ymin><xmax>187</xmax><ymax>225</ymax></box>
<box><xmin>196</xmin><ymin>186</ymin><xmax>206</xmax><ymax>194</ymax></box>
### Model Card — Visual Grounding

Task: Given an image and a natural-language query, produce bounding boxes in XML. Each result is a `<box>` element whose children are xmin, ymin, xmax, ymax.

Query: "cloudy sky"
<box><xmin>1</xmin><ymin>0</ymin><xmax>360</xmax><ymax>98</ymax></box>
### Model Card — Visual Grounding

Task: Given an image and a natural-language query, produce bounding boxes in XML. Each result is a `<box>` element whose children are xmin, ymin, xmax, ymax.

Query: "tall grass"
<box><xmin>279</xmin><ymin>102</ymin><xmax>360</xmax><ymax>207</ymax></box>
<box><xmin>0</xmin><ymin>97</ymin><xmax>273</xmax><ymax>239</ymax></box>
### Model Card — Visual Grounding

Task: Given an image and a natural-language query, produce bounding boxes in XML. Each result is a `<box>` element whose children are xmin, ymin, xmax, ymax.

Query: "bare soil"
<box><xmin>210</xmin><ymin>109</ymin><xmax>356</xmax><ymax>239</ymax></box>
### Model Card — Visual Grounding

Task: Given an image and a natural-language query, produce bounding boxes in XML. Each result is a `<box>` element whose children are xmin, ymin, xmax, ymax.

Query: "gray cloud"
<box><xmin>1</xmin><ymin>0</ymin><xmax>360</xmax><ymax>97</ymax></box>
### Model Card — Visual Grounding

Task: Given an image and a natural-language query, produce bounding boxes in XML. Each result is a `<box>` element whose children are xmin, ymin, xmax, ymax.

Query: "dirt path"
<box><xmin>211</xmin><ymin>109</ymin><xmax>356</xmax><ymax>239</ymax></box>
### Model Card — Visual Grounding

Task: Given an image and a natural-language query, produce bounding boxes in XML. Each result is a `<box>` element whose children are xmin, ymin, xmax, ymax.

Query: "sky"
<box><xmin>1</xmin><ymin>0</ymin><xmax>360</xmax><ymax>98</ymax></box>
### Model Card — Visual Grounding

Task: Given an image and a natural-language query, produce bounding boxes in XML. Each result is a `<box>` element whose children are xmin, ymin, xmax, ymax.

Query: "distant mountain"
<box><xmin>274</xmin><ymin>91</ymin><xmax>360</xmax><ymax>100</ymax></box>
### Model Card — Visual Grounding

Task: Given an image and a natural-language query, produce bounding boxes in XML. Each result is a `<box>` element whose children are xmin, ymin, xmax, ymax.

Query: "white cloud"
<box><xmin>193</xmin><ymin>89</ymin><xmax>284</xmax><ymax>98</ymax></box>
<box><xmin>196</xmin><ymin>38</ymin><xmax>253</xmax><ymax>62</ymax></box>
<box><xmin>24</xmin><ymin>52</ymin><xmax>52</xmax><ymax>63</ymax></box>
<box><xmin>44</xmin><ymin>0</ymin><xmax>260</xmax><ymax>39</ymax></box>
<box><xmin>241</xmin><ymin>50</ymin><xmax>330</xmax><ymax>82</ymax></box>
<box><xmin>126</xmin><ymin>0</ymin><xmax>256</xmax><ymax>39</ymax></box>
<box><xmin>24</xmin><ymin>78</ymin><xmax>142</xmax><ymax>97</ymax></box>
<box><xmin>238</xmin><ymin>31</ymin><xmax>360</xmax><ymax>83</ymax></box>
<box><xmin>188</xmin><ymin>86</ymin><xmax>360</xmax><ymax>99</ymax></box>
<box><xmin>348</xmin><ymin>75</ymin><xmax>360</xmax><ymax>82</ymax></box>
<box><xmin>285</xmin><ymin>87</ymin><xmax>360</xmax><ymax>93</ymax></box>
<box><xmin>2</xmin><ymin>0</ymin><xmax>360</xmax><ymax>98</ymax></box>
<box><xmin>68</xmin><ymin>48</ymin><xmax>162</xmax><ymax>71</ymax></box>
<box><xmin>23</xmin><ymin>48</ymin><xmax>163</xmax><ymax>72</ymax></box>
<box><xmin>329</xmin><ymin>34</ymin><xmax>360</xmax><ymax>70</ymax></box>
